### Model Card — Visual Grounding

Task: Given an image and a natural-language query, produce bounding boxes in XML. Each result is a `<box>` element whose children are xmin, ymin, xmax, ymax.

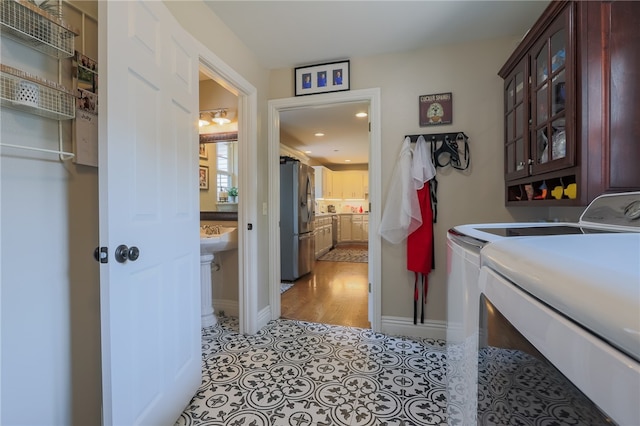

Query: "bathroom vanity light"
<box><xmin>199</xmin><ymin>109</ymin><xmax>231</xmax><ymax>126</ymax></box>
<box><xmin>212</xmin><ymin>109</ymin><xmax>230</xmax><ymax>125</ymax></box>
<box><xmin>198</xmin><ymin>113</ymin><xmax>210</xmax><ymax>127</ymax></box>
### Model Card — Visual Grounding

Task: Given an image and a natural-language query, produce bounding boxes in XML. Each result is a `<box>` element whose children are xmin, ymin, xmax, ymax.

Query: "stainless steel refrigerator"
<box><xmin>280</xmin><ymin>158</ymin><xmax>315</xmax><ymax>281</ymax></box>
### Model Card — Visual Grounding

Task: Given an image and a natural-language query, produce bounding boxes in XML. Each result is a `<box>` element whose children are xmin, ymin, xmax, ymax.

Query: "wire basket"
<box><xmin>1</xmin><ymin>64</ymin><xmax>75</xmax><ymax>120</ymax></box>
<box><xmin>14</xmin><ymin>79</ymin><xmax>39</xmax><ymax>107</ymax></box>
<box><xmin>0</xmin><ymin>0</ymin><xmax>77</xmax><ymax>58</ymax></box>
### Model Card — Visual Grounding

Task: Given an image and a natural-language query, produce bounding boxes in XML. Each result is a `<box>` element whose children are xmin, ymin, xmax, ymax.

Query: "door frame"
<box><xmin>267</xmin><ymin>88</ymin><xmax>382</xmax><ymax>331</ymax></box>
<box><xmin>197</xmin><ymin>46</ymin><xmax>259</xmax><ymax>334</ymax></box>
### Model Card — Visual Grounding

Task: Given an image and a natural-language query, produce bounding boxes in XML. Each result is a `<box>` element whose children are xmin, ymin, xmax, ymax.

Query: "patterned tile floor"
<box><xmin>176</xmin><ymin>317</ymin><xmax>448</xmax><ymax>426</ymax></box>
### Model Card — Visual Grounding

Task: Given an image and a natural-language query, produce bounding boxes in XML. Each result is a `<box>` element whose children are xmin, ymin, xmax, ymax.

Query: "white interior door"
<box><xmin>98</xmin><ymin>2</ymin><xmax>201</xmax><ymax>424</ymax></box>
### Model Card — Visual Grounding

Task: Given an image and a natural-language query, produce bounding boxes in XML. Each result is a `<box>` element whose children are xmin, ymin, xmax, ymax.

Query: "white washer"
<box><xmin>446</xmin><ymin>192</ymin><xmax>640</xmax><ymax>425</ymax></box>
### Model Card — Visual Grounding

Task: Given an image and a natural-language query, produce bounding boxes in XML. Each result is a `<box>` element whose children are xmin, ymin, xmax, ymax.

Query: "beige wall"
<box><xmin>165</xmin><ymin>1</ymin><xmax>273</xmax><ymax>310</ymax></box>
<box><xmin>65</xmin><ymin>3</ymin><xmax>101</xmax><ymax>425</ymax></box>
<box><xmin>270</xmin><ymin>37</ymin><xmax>563</xmax><ymax>324</ymax></box>
<box><xmin>169</xmin><ymin>0</ymin><xmax>581</xmax><ymax>328</ymax></box>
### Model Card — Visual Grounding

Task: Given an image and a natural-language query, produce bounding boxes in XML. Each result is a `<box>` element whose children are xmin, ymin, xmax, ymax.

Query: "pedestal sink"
<box><xmin>200</xmin><ymin>226</ymin><xmax>238</xmax><ymax>328</ymax></box>
<box><xmin>200</xmin><ymin>226</ymin><xmax>238</xmax><ymax>254</ymax></box>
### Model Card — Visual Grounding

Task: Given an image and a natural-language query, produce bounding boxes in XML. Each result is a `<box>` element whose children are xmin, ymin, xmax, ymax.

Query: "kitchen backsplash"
<box><xmin>316</xmin><ymin>199</ymin><xmax>368</xmax><ymax>214</ymax></box>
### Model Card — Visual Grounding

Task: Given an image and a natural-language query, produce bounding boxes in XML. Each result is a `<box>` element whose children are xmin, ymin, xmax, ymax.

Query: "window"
<box><xmin>216</xmin><ymin>142</ymin><xmax>236</xmax><ymax>194</ymax></box>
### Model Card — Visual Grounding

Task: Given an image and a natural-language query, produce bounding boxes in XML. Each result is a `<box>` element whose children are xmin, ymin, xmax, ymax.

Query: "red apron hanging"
<box><xmin>407</xmin><ymin>182</ymin><xmax>434</xmax><ymax>324</ymax></box>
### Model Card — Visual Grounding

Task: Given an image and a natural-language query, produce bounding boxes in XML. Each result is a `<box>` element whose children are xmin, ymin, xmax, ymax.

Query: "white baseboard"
<box><xmin>214</xmin><ymin>302</ymin><xmax>446</xmax><ymax>341</ymax></box>
<box><xmin>214</xmin><ymin>300</ymin><xmax>272</xmax><ymax>333</ymax></box>
<box><xmin>381</xmin><ymin>316</ymin><xmax>446</xmax><ymax>341</ymax></box>
<box><xmin>257</xmin><ymin>305</ymin><xmax>272</xmax><ymax>330</ymax></box>
<box><xmin>213</xmin><ymin>299</ymin><xmax>238</xmax><ymax>318</ymax></box>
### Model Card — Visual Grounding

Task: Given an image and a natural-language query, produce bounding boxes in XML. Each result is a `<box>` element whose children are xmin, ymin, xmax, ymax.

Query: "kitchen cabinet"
<box><xmin>342</xmin><ymin>171</ymin><xmax>364</xmax><ymax>199</ymax></box>
<box><xmin>339</xmin><ymin>215</ymin><xmax>352</xmax><ymax>242</ymax></box>
<box><xmin>337</xmin><ymin>214</ymin><xmax>368</xmax><ymax>243</ymax></box>
<box><xmin>331</xmin><ymin>173</ymin><xmax>343</xmax><ymax>198</ymax></box>
<box><xmin>351</xmin><ymin>214</ymin><xmax>368</xmax><ymax>242</ymax></box>
<box><xmin>333</xmin><ymin>171</ymin><xmax>368</xmax><ymax>199</ymax></box>
<box><xmin>499</xmin><ymin>1</ymin><xmax>640</xmax><ymax>206</ymax></box>
<box><xmin>313</xmin><ymin>166</ymin><xmax>335</xmax><ymax>199</ymax></box>
<box><xmin>314</xmin><ymin>169</ymin><xmax>369</xmax><ymax>200</ymax></box>
<box><xmin>314</xmin><ymin>216</ymin><xmax>332</xmax><ymax>258</ymax></box>
<box><xmin>363</xmin><ymin>172</ymin><xmax>369</xmax><ymax>195</ymax></box>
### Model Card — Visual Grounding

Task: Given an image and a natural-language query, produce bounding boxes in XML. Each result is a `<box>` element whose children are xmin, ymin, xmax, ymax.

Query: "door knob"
<box><xmin>128</xmin><ymin>246</ymin><xmax>140</xmax><ymax>261</ymax></box>
<box><xmin>115</xmin><ymin>245</ymin><xmax>140</xmax><ymax>263</ymax></box>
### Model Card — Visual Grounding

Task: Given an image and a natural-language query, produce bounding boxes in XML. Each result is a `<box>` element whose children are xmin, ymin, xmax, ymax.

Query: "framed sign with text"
<box><xmin>419</xmin><ymin>92</ymin><xmax>452</xmax><ymax>126</ymax></box>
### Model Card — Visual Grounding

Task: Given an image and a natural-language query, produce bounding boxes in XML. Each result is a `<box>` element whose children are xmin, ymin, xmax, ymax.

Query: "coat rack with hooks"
<box><xmin>404</xmin><ymin>132</ymin><xmax>468</xmax><ymax>144</ymax></box>
<box><xmin>404</xmin><ymin>132</ymin><xmax>470</xmax><ymax>170</ymax></box>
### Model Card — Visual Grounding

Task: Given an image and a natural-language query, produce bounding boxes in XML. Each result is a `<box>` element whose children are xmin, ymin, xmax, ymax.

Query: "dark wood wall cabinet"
<box><xmin>499</xmin><ymin>0</ymin><xmax>640</xmax><ymax>206</ymax></box>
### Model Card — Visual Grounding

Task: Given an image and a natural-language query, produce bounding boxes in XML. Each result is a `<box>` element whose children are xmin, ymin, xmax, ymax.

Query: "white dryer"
<box><xmin>446</xmin><ymin>192</ymin><xmax>640</xmax><ymax>425</ymax></box>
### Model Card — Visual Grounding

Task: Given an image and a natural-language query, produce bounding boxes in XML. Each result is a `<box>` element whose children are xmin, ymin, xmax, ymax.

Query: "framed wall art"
<box><xmin>295</xmin><ymin>60</ymin><xmax>350</xmax><ymax>96</ymax></box>
<box><xmin>199</xmin><ymin>165</ymin><xmax>209</xmax><ymax>190</ymax></box>
<box><xmin>419</xmin><ymin>92</ymin><xmax>452</xmax><ymax>126</ymax></box>
<box><xmin>199</xmin><ymin>143</ymin><xmax>208</xmax><ymax>159</ymax></box>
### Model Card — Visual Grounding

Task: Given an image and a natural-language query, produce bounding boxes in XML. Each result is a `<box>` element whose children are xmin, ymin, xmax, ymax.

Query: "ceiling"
<box><xmin>203</xmin><ymin>1</ymin><xmax>550</xmax><ymax>166</ymax></box>
<box><xmin>280</xmin><ymin>102</ymin><xmax>371</xmax><ymax>165</ymax></box>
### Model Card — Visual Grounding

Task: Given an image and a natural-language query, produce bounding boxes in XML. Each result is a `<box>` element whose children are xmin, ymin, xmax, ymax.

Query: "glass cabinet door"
<box><xmin>504</xmin><ymin>61</ymin><xmax>529</xmax><ymax>181</ymax></box>
<box><xmin>530</xmin><ymin>6</ymin><xmax>573</xmax><ymax>175</ymax></box>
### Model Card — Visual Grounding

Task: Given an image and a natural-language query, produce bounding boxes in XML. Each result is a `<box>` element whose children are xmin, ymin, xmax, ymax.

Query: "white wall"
<box><xmin>3</xmin><ymin>2</ymin><xmax>109</xmax><ymax>425</ymax></box>
<box><xmin>270</xmin><ymin>37</ymin><xmax>555</xmax><ymax>326</ymax></box>
<box><xmin>1</xmin><ymin>110</ymin><xmax>73</xmax><ymax>425</ymax></box>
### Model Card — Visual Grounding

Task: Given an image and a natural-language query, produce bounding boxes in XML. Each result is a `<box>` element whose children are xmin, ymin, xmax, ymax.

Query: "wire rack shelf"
<box><xmin>0</xmin><ymin>0</ymin><xmax>78</xmax><ymax>58</ymax></box>
<box><xmin>1</xmin><ymin>63</ymin><xmax>75</xmax><ymax>120</ymax></box>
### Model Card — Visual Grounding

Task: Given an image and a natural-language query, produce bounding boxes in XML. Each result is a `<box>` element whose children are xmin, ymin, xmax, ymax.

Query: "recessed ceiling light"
<box><xmin>314</xmin><ymin>132</ymin><xmax>324</xmax><ymax>137</ymax></box>
<box><xmin>355</xmin><ymin>112</ymin><xmax>368</xmax><ymax>118</ymax></box>
<box><xmin>304</xmin><ymin>150</ymin><xmax>312</xmax><ymax>154</ymax></box>
<box><xmin>345</xmin><ymin>159</ymin><xmax>351</xmax><ymax>162</ymax></box>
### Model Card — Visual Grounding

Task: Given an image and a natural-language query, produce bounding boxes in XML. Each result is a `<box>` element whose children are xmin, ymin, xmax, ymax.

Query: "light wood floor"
<box><xmin>280</xmin><ymin>247</ymin><xmax>369</xmax><ymax>328</ymax></box>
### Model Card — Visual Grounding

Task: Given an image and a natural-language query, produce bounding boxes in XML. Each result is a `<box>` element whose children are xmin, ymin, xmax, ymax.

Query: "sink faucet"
<box><xmin>201</xmin><ymin>224</ymin><xmax>221</xmax><ymax>235</ymax></box>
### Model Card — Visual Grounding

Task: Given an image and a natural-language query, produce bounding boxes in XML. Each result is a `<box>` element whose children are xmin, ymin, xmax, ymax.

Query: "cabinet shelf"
<box><xmin>0</xmin><ymin>0</ymin><xmax>78</xmax><ymax>59</ymax></box>
<box><xmin>1</xmin><ymin>63</ymin><xmax>75</xmax><ymax>120</ymax></box>
<box><xmin>506</xmin><ymin>172</ymin><xmax>579</xmax><ymax>206</ymax></box>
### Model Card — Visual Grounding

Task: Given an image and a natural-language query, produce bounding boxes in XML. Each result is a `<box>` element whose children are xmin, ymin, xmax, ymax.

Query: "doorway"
<box><xmin>267</xmin><ymin>88</ymin><xmax>382</xmax><ymax>332</ymax></box>
<box><xmin>198</xmin><ymin>71</ymin><xmax>240</xmax><ymax>324</ymax></box>
<box><xmin>197</xmin><ymin>55</ymin><xmax>259</xmax><ymax>334</ymax></box>
<box><xmin>278</xmin><ymin>103</ymin><xmax>370</xmax><ymax>328</ymax></box>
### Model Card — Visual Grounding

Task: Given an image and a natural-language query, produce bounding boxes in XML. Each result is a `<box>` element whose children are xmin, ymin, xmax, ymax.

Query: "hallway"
<box><xmin>280</xmin><ymin>246</ymin><xmax>369</xmax><ymax>328</ymax></box>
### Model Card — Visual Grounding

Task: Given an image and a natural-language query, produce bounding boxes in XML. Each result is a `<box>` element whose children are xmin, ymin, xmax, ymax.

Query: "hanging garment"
<box><xmin>407</xmin><ymin>136</ymin><xmax>435</xmax><ymax>274</ymax></box>
<box><xmin>411</xmin><ymin>135</ymin><xmax>436</xmax><ymax>188</ymax></box>
<box><xmin>407</xmin><ymin>136</ymin><xmax>436</xmax><ymax>323</ymax></box>
<box><xmin>379</xmin><ymin>137</ymin><xmax>422</xmax><ymax>244</ymax></box>
<box><xmin>407</xmin><ymin>184</ymin><xmax>433</xmax><ymax>274</ymax></box>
